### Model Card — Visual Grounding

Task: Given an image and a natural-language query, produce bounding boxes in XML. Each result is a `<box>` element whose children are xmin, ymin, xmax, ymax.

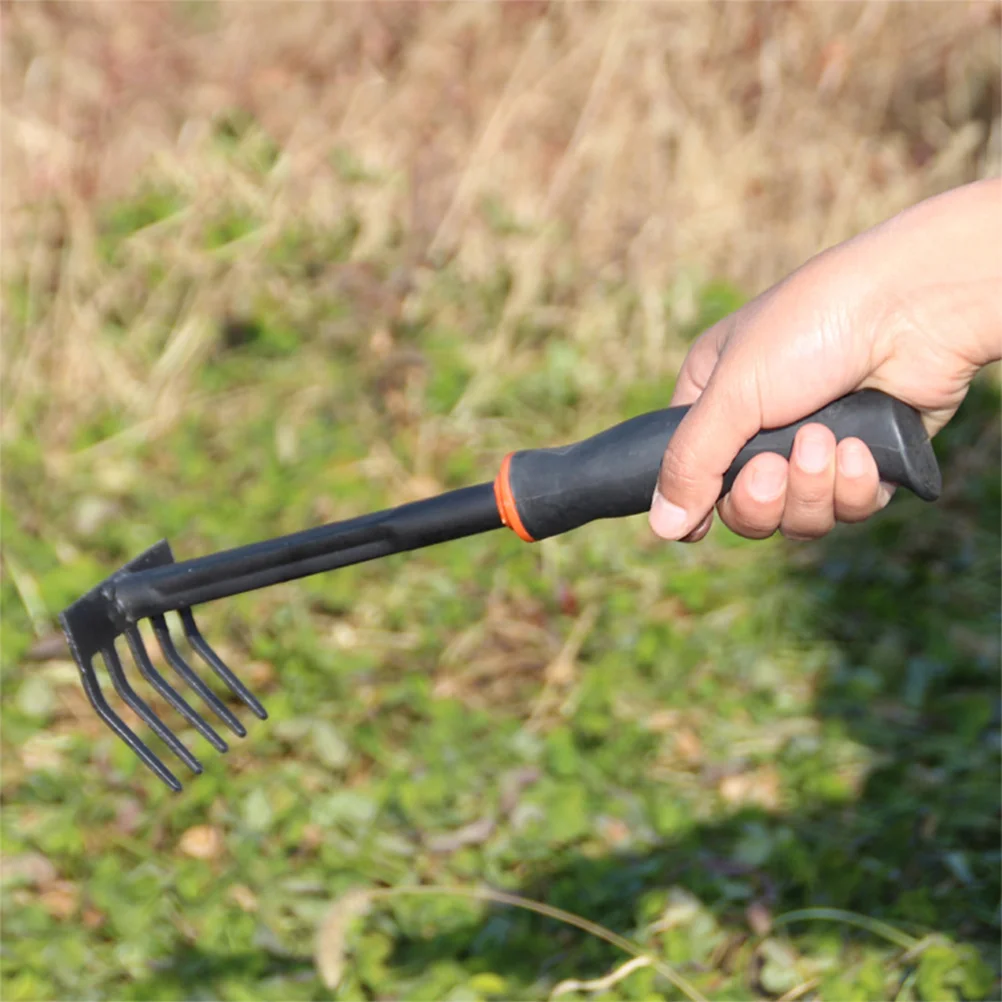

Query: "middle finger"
<box><xmin>780</xmin><ymin>423</ymin><xmax>837</xmax><ymax>540</ymax></box>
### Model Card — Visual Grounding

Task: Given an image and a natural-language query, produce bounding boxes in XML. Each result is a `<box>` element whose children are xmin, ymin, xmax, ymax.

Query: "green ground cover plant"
<box><xmin>3</xmin><ymin>5</ymin><xmax>999</xmax><ymax>998</ymax></box>
<box><xmin>2</xmin><ymin>162</ymin><xmax>999</xmax><ymax>999</ymax></box>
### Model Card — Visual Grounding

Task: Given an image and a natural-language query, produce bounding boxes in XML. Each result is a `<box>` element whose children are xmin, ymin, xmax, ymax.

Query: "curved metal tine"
<box><xmin>101</xmin><ymin>644</ymin><xmax>203</xmax><ymax>774</ymax></box>
<box><xmin>151</xmin><ymin>615</ymin><xmax>247</xmax><ymax>737</ymax></box>
<box><xmin>77</xmin><ymin>652</ymin><xmax>181</xmax><ymax>791</ymax></box>
<box><xmin>180</xmin><ymin>608</ymin><xmax>268</xmax><ymax>720</ymax></box>
<box><xmin>124</xmin><ymin>625</ymin><xmax>228</xmax><ymax>754</ymax></box>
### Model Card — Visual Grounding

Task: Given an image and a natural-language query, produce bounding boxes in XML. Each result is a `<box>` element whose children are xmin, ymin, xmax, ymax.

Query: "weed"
<box><xmin>2</xmin><ymin>4</ymin><xmax>999</xmax><ymax>999</ymax></box>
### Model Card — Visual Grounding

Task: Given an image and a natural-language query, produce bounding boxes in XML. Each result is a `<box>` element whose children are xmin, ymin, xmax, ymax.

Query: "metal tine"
<box><xmin>151</xmin><ymin>615</ymin><xmax>247</xmax><ymax>738</ymax></box>
<box><xmin>180</xmin><ymin>608</ymin><xmax>268</xmax><ymax>720</ymax></box>
<box><xmin>77</xmin><ymin>653</ymin><xmax>182</xmax><ymax>791</ymax></box>
<box><xmin>124</xmin><ymin>625</ymin><xmax>228</xmax><ymax>754</ymax></box>
<box><xmin>101</xmin><ymin>644</ymin><xmax>203</xmax><ymax>774</ymax></box>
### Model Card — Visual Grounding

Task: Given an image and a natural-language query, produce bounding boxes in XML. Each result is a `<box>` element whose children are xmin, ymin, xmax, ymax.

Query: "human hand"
<box><xmin>649</xmin><ymin>178</ymin><xmax>1002</xmax><ymax>543</ymax></box>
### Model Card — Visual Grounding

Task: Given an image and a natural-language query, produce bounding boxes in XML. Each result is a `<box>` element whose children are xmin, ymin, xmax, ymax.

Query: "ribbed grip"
<box><xmin>502</xmin><ymin>389</ymin><xmax>941</xmax><ymax>541</ymax></box>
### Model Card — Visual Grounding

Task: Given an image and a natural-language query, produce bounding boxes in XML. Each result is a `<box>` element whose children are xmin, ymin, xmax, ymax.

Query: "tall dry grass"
<box><xmin>2</xmin><ymin>1</ymin><xmax>999</xmax><ymax>453</ymax></box>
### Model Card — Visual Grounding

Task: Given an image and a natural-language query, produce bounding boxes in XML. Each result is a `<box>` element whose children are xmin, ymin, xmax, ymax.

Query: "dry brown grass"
<box><xmin>2</xmin><ymin>13</ymin><xmax>1000</xmax><ymax>996</ymax></box>
<box><xmin>2</xmin><ymin>1</ymin><xmax>999</xmax><ymax>452</ymax></box>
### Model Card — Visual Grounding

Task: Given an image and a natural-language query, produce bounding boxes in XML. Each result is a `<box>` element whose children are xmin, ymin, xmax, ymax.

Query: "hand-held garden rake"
<box><xmin>59</xmin><ymin>389</ymin><xmax>942</xmax><ymax>790</ymax></box>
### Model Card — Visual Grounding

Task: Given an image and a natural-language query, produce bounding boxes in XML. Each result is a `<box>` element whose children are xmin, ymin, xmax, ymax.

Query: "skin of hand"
<box><xmin>649</xmin><ymin>177</ymin><xmax>1002</xmax><ymax>544</ymax></box>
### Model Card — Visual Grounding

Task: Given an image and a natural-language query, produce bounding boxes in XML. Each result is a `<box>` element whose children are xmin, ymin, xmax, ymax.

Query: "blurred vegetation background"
<box><xmin>1</xmin><ymin>3</ymin><xmax>1000</xmax><ymax>1000</ymax></box>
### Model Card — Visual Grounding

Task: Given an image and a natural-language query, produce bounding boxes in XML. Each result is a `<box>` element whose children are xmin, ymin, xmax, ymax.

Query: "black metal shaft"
<box><xmin>111</xmin><ymin>483</ymin><xmax>503</xmax><ymax>621</ymax></box>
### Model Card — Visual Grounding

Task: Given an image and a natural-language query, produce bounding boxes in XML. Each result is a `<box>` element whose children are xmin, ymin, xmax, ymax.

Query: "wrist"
<box><xmin>858</xmin><ymin>179</ymin><xmax>1002</xmax><ymax>367</ymax></box>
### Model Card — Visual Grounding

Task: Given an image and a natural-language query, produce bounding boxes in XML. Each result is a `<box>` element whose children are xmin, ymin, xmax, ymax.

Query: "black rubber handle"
<box><xmin>505</xmin><ymin>388</ymin><xmax>941</xmax><ymax>541</ymax></box>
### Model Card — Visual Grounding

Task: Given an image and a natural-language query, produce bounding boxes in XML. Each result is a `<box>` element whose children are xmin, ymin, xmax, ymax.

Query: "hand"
<box><xmin>649</xmin><ymin>178</ymin><xmax>1002</xmax><ymax>543</ymax></box>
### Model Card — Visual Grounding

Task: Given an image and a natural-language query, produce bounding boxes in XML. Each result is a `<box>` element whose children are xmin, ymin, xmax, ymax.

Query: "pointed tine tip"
<box><xmin>134</xmin><ymin>750</ymin><xmax>183</xmax><ymax>792</ymax></box>
<box><xmin>180</xmin><ymin>607</ymin><xmax>268</xmax><ymax>720</ymax></box>
<box><xmin>222</xmin><ymin>716</ymin><xmax>247</xmax><ymax>738</ymax></box>
<box><xmin>162</xmin><ymin>772</ymin><xmax>183</xmax><ymax>793</ymax></box>
<box><xmin>169</xmin><ymin>740</ymin><xmax>203</xmax><ymax>776</ymax></box>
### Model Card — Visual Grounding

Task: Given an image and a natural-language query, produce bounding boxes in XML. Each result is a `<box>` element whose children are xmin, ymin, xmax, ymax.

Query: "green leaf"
<box><xmin>734</xmin><ymin>822</ymin><xmax>775</xmax><ymax>867</ymax></box>
<box><xmin>758</xmin><ymin>939</ymin><xmax>800</xmax><ymax>995</ymax></box>
<box><xmin>311</xmin><ymin>791</ymin><xmax>380</xmax><ymax>829</ymax></box>
<box><xmin>467</xmin><ymin>972</ymin><xmax>508</xmax><ymax>997</ymax></box>
<box><xmin>917</xmin><ymin>943</ymin><xmax>961</xmax><ymax>1002</ymax></box>
<box><xmin>243</xmin><ymin>788</ymin><xmax>274</xmax><ymax>833</ymax></box>
<box><xmin>955</xmin><ymin>944</ymin><xmax>997</xmax><ymax>999</ymax></box>
<box><xmin>545</xmin><ymin>727</ymin><xmax>580</xmax><ymax>778</ymax></box>
<box><xmin>15</xmin><ymin>676</ymin><xmax>54</xmax><ymax>719</ymax></box>
<box><xmin>312</xmin><ymin>721</ymin><xmax>352</xmax><ymax>770</ymax></box>
<box><xmin>543</xmin><ymin>785</ymin><xmax>590</xmax><ymax>843</ymax></box>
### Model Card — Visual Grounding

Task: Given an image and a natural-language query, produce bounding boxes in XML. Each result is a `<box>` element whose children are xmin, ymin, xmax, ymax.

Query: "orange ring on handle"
<box><xmin>493</xmin><ymin>453</ymin><xmax>535</xmax><ymax>542</ymax></box>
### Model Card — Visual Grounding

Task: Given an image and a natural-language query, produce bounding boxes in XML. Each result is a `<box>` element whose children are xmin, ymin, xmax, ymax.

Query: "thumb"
<box><xmin>649</xmin><ymin>360</ymin><xmax>763</xmax><ymax>540</ymax></box>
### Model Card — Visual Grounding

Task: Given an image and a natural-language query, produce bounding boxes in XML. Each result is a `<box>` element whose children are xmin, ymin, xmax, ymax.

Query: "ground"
<box><xmin>1</xmin><ymin>4</ymin><xmax>1000</xmax><ymax>1000</ymax></box>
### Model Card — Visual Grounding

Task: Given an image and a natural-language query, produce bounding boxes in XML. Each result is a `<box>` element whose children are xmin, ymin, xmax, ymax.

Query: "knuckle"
<box><xmin>660</xmin><ymin>440</ymin><xmax>707</xmax><ymax>499</ymax></box>
<box><xmin>781</xmin><ymin>527</ymin><xmax>826</xmax><ymax>542</ymax></box>
<box><xmin>735</xmin><ymin>522</ymin><xmax>779</xmax><ymax>541</ymax></box>
<box><xmin>781</xmin><ymin>511</ymin><xmax>835</xmax><ymax>540</ymax></box>
<box><xmin>719</xmin><ymin>496</ymin><xmax>778</xmax><ymax>539</ymax></box>
<box><xmin>789</xmin><ymin>482</ymin><xmax>835</xmax><ymax>511</ymax></box>
<box><xmin>836</xmin><ymin>507</ymin><xmax>874</xmax><ymax>525</ymax></box>
<box><xmin>735</xmin><ymin>509</ymin><xmax>779</xmax><ymax>537</ymax></box>
<box><xmin>781</xmin><ymin>491</ymin><xmax>836</xmax><ymax>537</ymax></box>
<box><xmin>834</xmin><ymin>479</ymin><xmax>882</xmax><ymax>524</ymax></box>
<box><xmin>836</xmin><ymin>493</ymin><xmax>880</xmax><ymax>524</ymax></box>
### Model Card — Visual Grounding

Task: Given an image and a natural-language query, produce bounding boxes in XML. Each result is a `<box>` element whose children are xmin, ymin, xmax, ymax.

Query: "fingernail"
<box><xmin>796</xmin><ymin>427</ymin><xmax>831</xmax><ymax>474</ymax></box>
<box><xmin>838</xmin><ymin>440</ymin><xmax>868</xmax><ymax>478</ymax></box>
<box><xmin>649</xmin><ymin>489</ymin><xmax>689</xmax><ymax>539</ymax></box>
<box><xmin>749</xmin><ymin>463</ymin><xmax>787</xmax><ymax>502</ymax></box>
<box><xmin>682</xmin><ymin>512</ymin><xmax>713</xmax><ymax>543</ymax></box>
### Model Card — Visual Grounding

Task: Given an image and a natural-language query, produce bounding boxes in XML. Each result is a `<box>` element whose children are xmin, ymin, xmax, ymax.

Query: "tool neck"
<box><xmin>112</xmin><ymin>482</ymin><xmax>504</xmax><ymax>621</ymax></box>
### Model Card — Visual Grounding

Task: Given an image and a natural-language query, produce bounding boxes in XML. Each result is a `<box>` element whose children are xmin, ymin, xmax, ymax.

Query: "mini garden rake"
<box><xmin>59</xmin><ymin>389</ymin><xmax>942</xmax><ymax>790</ymax></box>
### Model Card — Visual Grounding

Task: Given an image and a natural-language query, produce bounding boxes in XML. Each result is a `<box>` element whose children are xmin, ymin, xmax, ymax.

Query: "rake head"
<box><xmin>59</xmin><ymin>541</ymin><xmax>268</xmax><ymax>792</ymax></box>
<box><xmin>56</xmin><ymin>482</ymin><xmax>504</xmax><ymax>791</ymax></box>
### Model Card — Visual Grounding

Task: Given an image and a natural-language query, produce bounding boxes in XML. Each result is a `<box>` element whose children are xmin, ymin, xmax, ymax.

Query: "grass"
<box><xmin>2</xmin><ymin>4</ymin><xmax>1000</xmax><ymax>1000</ymax></box>
<box><xmin>2</xmin><ymin>180</ymin><xmax>999</xmax><ymax>999</ymax></box>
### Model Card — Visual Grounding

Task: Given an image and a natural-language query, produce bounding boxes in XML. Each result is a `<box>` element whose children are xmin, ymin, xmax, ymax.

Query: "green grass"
<box><xmin>2</xmin><ymin>174</ymin><xmax>999</xmax><ymax>1001</ymax></box>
